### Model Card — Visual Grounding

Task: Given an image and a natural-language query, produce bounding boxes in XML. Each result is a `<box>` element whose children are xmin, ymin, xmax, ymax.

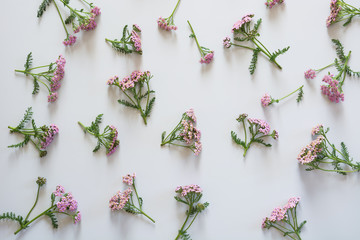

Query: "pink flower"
<box><xmin>130</xmin><ymin>30</ymin><xmax>142</xmax><ymax>52</ymax></box>
<box><xmin>109</xmin><ymin>188</ymin><xmax>132</xmax><ymax>210</ymax></box>
<box><xmin>74</xmin><ymin>211</ymin><xmax>81</xmax><ymax>224</ymax></box>
<box><xmin>285</xmin><ymin>197</ymin><xmax>300</xmax><ymax>210</ymax></box>
<box><xmin>48</xmin><ymin>92</ymin><xmax>58</xmax><ymax>103</ymax></box>
<box><xmin>223</xmin><ymin>37</ymin><xmax>231</xmax><ymax>48</ymax></box>
<box><xmin>40</xmin><ymin>124</ymin><xmax>59</xmax><ymax>149</ymax></box>
<box><xmin>56</xmin><ymin>192</ymin><xmax>78</xmax><ymax>212</ymax></box>
<box><xmin>297</xmin><ymin>136</ymin><xmax>324</xmax><ymax>164</ymax></box>
<box><xmin>91</xmin><ymin>6</ymin><xmax>101</xmax><ymax>17</ymax></box>
<box><xmin>200</xmin><ymin>52</ymin><xmax>214</xmax><ymax>64</ymax></box>
<box><xmin>261</xmin><ymin>93</ymin><xmax>272</xmax><ymax>107</ymax></box>
<box><xmin>327</xmin><ymin>0</ymin><xmax>341</xmax><ymax>27</ymax></box>
<box><xmin>311</xmin><ymin>124</ymin><xmax>323</xmax><ymax>136</ymax></box>
<box><xmin>54</xmin><ymin>185</ymin><xmax>65</xmax><ymax>197</ymax></box>
<box><xmin>175</xmin><ymin>184</ymin><xmax>202</xmax><ymax>197</ymax></box>
<box><xmin>122</xmin><ymin>173</ymin><xmax>136</xmax><ymax>186</ymax></box>
<box><xmin>232</xmin><ymin>14</ymin><xmax>254</xmax><ymax>32</ymax></box>
<box><xmin>63</xmin><ymin>35</ymin><xmax>77</xmax><ymax>46</ymax></box>
<box><xmin>265</xmin><ymin>0</ymin><xmax>284</xmax><ymax>9</ymax></box>
<box><xmin>320</xmin><ymin>74</ymin><xmax>344</xmax><ymax>103</ymax></box>
<box><xmin>248</xmin><ymin>118</ymin><xmax>271</xmax><ymax>135</ymax></box>
<box><xmin>107</xmin><ymin>75</ymin><xmax>119</xmax><ymax>85</ymax></box>
<box><xmin>157</xmin><ymin>17</ymin><xmax>177</xmax><ymax>31</ymax></box>
<box><xmin>304</xmin><ymin>69</ymin><xmax>316</xmax><ymax>79</ymax></box>
<box><xmin>186</xmin><ymin>108</ymin><xmax>197</xmax><ymax>122</ymax></box>
<box><xmin>133</xmin><ymin>24</ymin><xmax>141</xmax><ymax>32</ymax></box>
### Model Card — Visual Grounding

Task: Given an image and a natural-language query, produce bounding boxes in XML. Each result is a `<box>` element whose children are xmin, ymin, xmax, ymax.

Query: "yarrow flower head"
<box><xmin>326</xmin><ymin>0</ymin><xmax>342</xmax><ymax>27</ymax></box>
<box><xmin>63</xmin><ymin>35</ymin><xmax>77</xmax><ymax>46</ymax></box>
<box><xmin>320</xmin><ymin>74</ymin><xmax>344</xmax><ymax>103</ymax></box>
<box><xmin>225</xmin><ymin>14</ymin><xmax>289</xmax><ymax>74</ymax></box>
<box><xmin>262</xmin><ymin>197</ymin><xmax>305</xmax><ymax>240</ymax></box>
<box><xmin>107</xmin><ymin>71</ymin><xmax>155</xmax><ymax>125</ymax></box>
<box><xmin>261</xmin><ymin>85</ymin><xmax>304</xmax><ymax>107</ymax></box>
<box><xmin>15</xmin><ymin>53</ymin><xmax>66</xmax><ymax>103</ymax></box>
<box><xmin>1</xmin><ymin>177</ymin><xmax>81</xmax><ymax>235</ymax></box>
<box><xmin>232</xmin><ymin>114</ymin><xmax>278</xmax><ymax>157</ymax></box>
<box><xmin>122</xmin><ymin>173</ymin><xmax>136</xmax><ymax>186</ymax></box>
<box><xmin>8</xmin><ymin>107</ymin><xmax>59</xmax><ymax>157</ymax></box>
<box><xmin>304</xmin><ymin>69</ymin><xmax>316</xmax><ymax>80</ymax></box>
<box><xmin>311</xmin><ymin>124</ymin><xmax>323</xmax><ymax>136</ymax></box>
<box><xmin>109</xmin><ymin>174</ymin><xmax>155</xmax><ymax>223</ymax></box>
<box><xmin>265</xmin><ymin>0</ymin><xmax>284</xmax><ymax>9</ymax></box>
<box><xmin>297</xmin><ymin>135</ymin><xmax>324</xmax><ymax>164</ymax></box>
<box><xmin>161</xmin><ymin>109</ymin><xmax>202</xmax><ymax>156</ymax></box>
<box><xmin>174</xmin><ymin>184</ymin><xmax>209</xmax><ymax>240</ymax></box>
<box><xmin>157</xmin><ymin>0</ymin><xmax>181</xmax><ymax>31</ymax></box>
<box><xmin>106</xmin><ymin>24</ymin><xmax>143</xmax><ymax>54</ymax></box>
<box><xmin>78</xmin><ymin>114</ymin><xmax>120</xmax><ymax>156</ymax></box>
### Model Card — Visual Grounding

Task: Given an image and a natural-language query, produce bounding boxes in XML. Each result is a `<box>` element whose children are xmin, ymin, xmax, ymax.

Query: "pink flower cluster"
<box><xmin>117</xmin><ymin>71</ymin><xmax>150</xmax><ymax>91</ymax></box>
<box><xmin>91</xmin><ymin>6</ymin><xmax>101</xmax><ymax>17</ymax></box>
<box><xmin>304</xmin><ymin>69</ymin><xmax>316</xmax><ymax>80</ymax></box>
<box><xmin>79</xmin><ymin>6</ymin><xmax>101</xmax><ymax>31</ymax></box>
<box><xmin>106</xmin><ymin>125</ymin><xmax>119</xmax><ymax>156</ymax></box>
<box><xmin>157</xmin><ymin>17</ymin><xmax>177</xmax><ymax>31</ymax></box>
<box><xmin>311</xmin><ymin>124</ymin><xmax>323</xmax><ymax>136</ymax></box>
<box><xmin>272</xmin><ymin>130</ymin><xmax>279</xmax><ymax>140</ymax></box>
<box><xmin>232</xmin><ymin>14</ymin><xmax>254</xmax><ymax>32</ymax></box>
<box><xmin>327</xmin><ymin>0</ymin><xmax>341</xmax><ymax>27</ymax></box>
<box><xmin>320</xmin><ymin>74</ymin><xmax>344</xmax><ymax>103</ymax></box>
<box><xmin>130</xmin><ymin>30</ymin><xmax>142</xmax><ymax>52</ymax></box>
<box><xmin>109</xmin><ymin>188</ymin><xmax>132</xmax><ymax>210</ymax></box>
<box><xmin>133</xmin><ymin>24</ymin><xmax>141</xmax><ymax>32</ymax></box>
<box><xmin>48</xmin><ymin>92</ymin><xmax>58</xmax><ymax>103</ymax></box>
<box><xmin>63</xmin><ymin>35</ymin><xmax>77</xmax><ymax>46</ymax></box>
<box><xmin>107</xmin><ymin>75</ymin><xmax>119</xmax><ymax>85</ymax></box>
<box><xmin>265</xmin><ymin>0</ymin><xmax>284</xmax><ymax>9</ymax></box>
<box><xmin>54</xmin><ymin>185</ymin><xmax>79</xmax><ymax>213</ymax></box>
<box><xmin>223</xmin><ymin>37</ymin><xmax>231</xmax><ymax>48</ymax></box>
<box><xmin>261</xmin><ymin>93</ymin><xmax>272</xmax><ymax>107</ymax></box>
<box><xmin>51</xmin><ymin>55</ymin><xmax>66</xmax><ymax>92</ymax></box>
<box><xmin>123</xmin><ymin>173</ymin><xmax>136</xmax><ymax>186</ymax></box>
<box><xmin>179</xmin><ymin>109</ymin><xmax>202</xmax><ymax>155</ymax></box>
<box><xmin>73</xmin><ymin>211</ymin><xmax>81</xmax><ymax>224</ymax></box>
<box><xmin>262</xmin><ymin>197</ymin><xmax>300</xmax><ymax>228</ymax></box>
<box><xmin>200</xmin><ymin>52</ymin><xmax>214</xmax><ymax>64</ymax></box>
<box><xmin>40</xmin><ymin>124</ymin><xmax>59</xmax><ymax>149</ymax></box>
<box><xmin>175</xmin><ymin>184</ymin><xmax>202</xmax><ymax>197</ymax></box>
<box><xmin>248</xmin><ymin>118</ymin><xmax>271</xmax><ymax>135</ymax></box>
<box><xmin>297</xmin><ymin>136</ymin><xmax>324</xmax><ymax>164</ymax></box>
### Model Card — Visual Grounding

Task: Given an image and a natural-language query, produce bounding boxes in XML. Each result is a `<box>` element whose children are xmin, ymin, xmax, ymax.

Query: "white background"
<box><xmin>1</xmin><ymin>0</ymin><xmax>360</xmax><ymax>239</ymax></box>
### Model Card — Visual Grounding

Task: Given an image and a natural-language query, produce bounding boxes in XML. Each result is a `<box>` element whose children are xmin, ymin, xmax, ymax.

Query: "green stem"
<box><xmin>231</xmin><ymin>43</ymin><xmax>258</xmax><ymax>51</ymax></box>
<box><xmin>314</xmin><ymin>63</ymin><xmax>335</xmax><ymax>72</ymax></box>
<box><xmin>276</xmin><ymin>85</ymin><xmax>304</xmax><ymax>102</ymax></box>
<box><xmin>339</xmin><ymin>51</ymin><xmax>351</xmax><ymax>89</ymax></box>
<box><xmin>187</xmin><ymin>21</ymin><xmax>204</xmax><ymax>57</ymax></box>
<box><xmin>253</xmin><ymin>37</ymin><xmax>272</xmax><ymax>56</ymax></box>
<box><xmin>53</xmin><ymin>0</ymin><xmax>70</xmax><ymax>37</ymax></box>
<box><xmin>131</xmin><ymin>205</ymin><xmax>155</xmax><ymax>223</ymax></box>
<box><xmin>270</xmin><ymin>223</ymin><xmax>298</xmax><ymax>240</ymax></box>
<box><xmin>184</xmin><ymin>211</ymin><xmax>199</xmax><ymax>231</ymax></box>
<box><xmin>169</xmin><ymin>0</ymin><xmax>181</xmax><ymax>18</ymax></box>
<box><xmin>14</xmin><ymin>205</ymin><xmax>55</xmax><ymax>235</ymax></box>
<box><xmin>175</xmin><ymin>206</ymin><xmax>191</xmax><ymax>240</ymax></box>
<box><xmin>24</xmin><ymin>185</ymin><xmax>41</xmax><ymax>222</ymax></box>
<box><xmin>133</xmin><ymin>182</ymin><xmax>142</xmax><ymax>210</ymax></box>
<box><xmin>252</xmin><ymin>38</ymin><xmax>282</xmax><ymax>69</ymax></box>
<box><xmin>161</xmin><ymin>117</ymin><xmax>184</xmax><ymax>145</ymax></box>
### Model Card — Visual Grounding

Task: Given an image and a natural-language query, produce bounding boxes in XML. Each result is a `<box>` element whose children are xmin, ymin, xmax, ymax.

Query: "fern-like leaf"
<box><xmin>174</xmin><ymin>196</ymin><xmax>189</xmax><ymax>205</ymax></box>
<box><xmin>118</xmin><ymin>99</ymin><xmax>137</xmax><ymax>109</ymax></box>
<box><xmin>298</xmin><ymin>220</ymin><xmax>307</xmax><ymax>232</ymax></box>
<box><xmin>37</xmin><ymin>0</ymin><xmax>53</xmax><ymax>18</ymax></box>
<box><xmin>0</xmin><ymin>212</ymin><xmax>24</xmax><ymax>225</ymax></box>
<box><xmin>88</xmin><ymin>114</ymin><xmax>103</xmax><ymax>135</ymax></box>
<box><xmin>249</xmin><ymin>48</ymin><xmax>260</xmax><ymax>75</ymax></box>
<box><xmin>145</xmin><ymin>97</ymin><xmax>156</xmax><ymax>117</ymax></box>
<box><xmin>270</xmin><ymin>46</ymin><xmax>290</xmax><ymax>61</ymax></box>
<box><xmin>179</xmin><ymin>230</ymin><xmax>191</xmax><ymax>240</ymax></box>
<box><xmin>254</xmin><ymin>18</ymin><xmax>262</xmax><ymax>32</ymax></box>
<box><xmin>332</xmin><ymin>39</ymin><xmax>346</xmax><ymax>63</ymax></box>
<box><xmin>14</xmin><ymin>107</ymin><xmax>33</xmax><ymax>131</ymax></box>
<box><xmin>253</xmin><ymin>138</ymin><xmax>272</xmax><ymax>147</ymax></box>
<box><xmin>64</xmin><ymin>12</ymin><xmax>76</xmax><ymax>24</ymax></box>
<box><xmin>32</xmin><ymin>76</ymin><xmax>40</xmax><ymax>95</ymax></box>
<box><xmin>296</xmin><ymin>87</ymin><xmax>304</xmax><ymax>103</ymax></box>
<box><xmin>45</xmin><ymin>211</ymin><xmax>58</xmax><ymax>228</ymax></box>
<box><xmin>345</xmin><ymin>67</ymin><xmax>360</xmax><ymax>77</ymax></box>
<box><xmin>334</xmin><ymin>58</ymin><xmax>343</xmax><ymax>73</ymax></box>
<box><xmin>340</xmin><ymin>142</ymin><xmax>351</xmax><ymax>162</ymax></box>
<box><xmin>93</xmin><ymin>141</ymin><xmax>101</xmax><ymax>152</ymax></box>
<box><xmin>24</xmin><ymin>52</ymin><xmax>33</xmax><ymax>72</ymax></box>
<box><xmin>139</xmin><ymin>90</ymin><xmax>155</xmax><ymax>100</ymax></box>
<box><xmin>343</xmin><ymin>15</ymin><xmax>353</xmax><ymax>26</ymax></box>
<box><xmin>8</xmin><ymin>135</ymin><xmax>31</xmax><ymax>148</ymax></box>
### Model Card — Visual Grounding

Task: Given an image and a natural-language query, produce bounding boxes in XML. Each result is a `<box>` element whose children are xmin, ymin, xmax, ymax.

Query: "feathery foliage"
<box><xmin>145</xmin><ymin>97</ymin><xmax>156</xmax><ymax>117</ymax></box>
<box><xmin>296</xmin><ymin>86</ymin><xmax>304</xmax><ymax>103</ymax></box>
<box><xmin>65</xmin><ymin>13</ymin><xmax>76</xmax><ymax>24</ymax></box>
<box><xmin>45</xmin><ymin>211</ymin><xmax>59</xmax><ymax>228</ymax></box>
<box><xmin>32</xmin><ymin>77</ymin><xmax>40</xmax><ymax>95</ymax></box>
<box><xmin>24</xmin><ymin>52</ymin><xmax>33</xmax><ymax>72</ymax></box>
<box><xmin>118</xmin><ymin>99</ymin><xmax>137</xmax><ymax>109</ymax></box>
<box><xmin>8</xmin><ymin>135</ymin><xmax>31</xmax><ymax>148</ymax></box>
<box><xmin>332</xmin><ymin>39</ymin><xmax>346</xmax><ymax>63</ymax></box>
<box><xmin>14</xmin><ymin>107</ymin><xmax>33</xmax><ymax>131</ymax></box>
<box><xmin>270</xmin><ymin>46</ymin><xmax>290</xmax><ymax>61</ymax></box>
<box><xmin>37</xmin><ymin>0</ymin><xmax>53</xmax><ymax>17</ymax></box>
<box><xmin>249</xmin><ymin>48</ymin><xmax>260</xmax><ymax>75</ymax></box>
<box><xmin>0</xmin><ymin>212</ymin><xmax>25</xmax><ymax>225</ymax></box>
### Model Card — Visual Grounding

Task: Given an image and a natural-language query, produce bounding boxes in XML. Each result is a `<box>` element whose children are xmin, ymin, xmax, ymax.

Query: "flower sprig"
<box><xmin>15</xmin><ymin>52</ymin><xmax>66</xmax><ymax>103</ymax></box>
<box><xmin>261</xmin><ymin>85</ymin><xmax>304</xmax><ymax>107</ymax></box>
<box><xmin>105</xmin><ymin>25</ymin><xmax>142</xmax><ymax>54</ymax></box>
<box><xmin>265</xmin><ymin>0</ymin><xmax>284</xmax><ymax>9</ymax></box>
<box><xmin>8</xmin><ymin>107</ymin><xmax>59</xmax><ymax>157</ymax></box>
<box><xmin>298</xmin><ymin>125</ymin><xmax>360</xmax><ymax>175</ymax></box>
<box><xmin>109</xmin><ymin>173</ymin><xmax>155</xmax><ymax>223</ymax></box>
<box><xmin>78</xmin><ymin>114</ymin><xmax>119</xmax><ymax>156</ymax></box>
<box><xmin>187</xmin><ymin>21</ymin><xmax>214</xmax><ymax>64</ymax></box>
<box><xmin>327</xmin><ymin>0</ymin><xmax>360</xmax><ymax>27</ymax></box>
<box><xmin>174</xmin><ymin>185</ymin><xmax>209</xmax><ymax>240</ymax></box>
<box><xmin>157</xmin><ymin>0</ymin><xmax>181</xmax><ymax>31</ymax></box>
<box><xmin>304</xmin><ymin>39</ymin><xmax>359</xmax><ymax>103</ymax></box>
<box><xmin>223</xmin><ymin>14</ymin><xmax>290</xmax><ymax>74</ymax></box>
<box><xmin>231</xmin><ymin>114</ymin><xmax>278</xmax><ymax>157</ymax></box>
<box><xmin>262</xmin><ymin>197</ymin><xmax>306</xmax><ymax>240</ymax></box>
<box><xmin>107</xmin><ymin>71</ymin><xmax>156</xmax><ymax>125</ymax></box>
<box><xmin>161</xmin><ymin>109</ymin><xmax>202</xmax><ymax>156</ymax></box>
<box><xmin>37</xmin><ymin>0</ymin><xmax>100</xmax><ymax>46</ymax></box>
<box><xmin>0</xmin><ymin>177</ymin><xmax>81</xmax><ymax>235</ymax></box>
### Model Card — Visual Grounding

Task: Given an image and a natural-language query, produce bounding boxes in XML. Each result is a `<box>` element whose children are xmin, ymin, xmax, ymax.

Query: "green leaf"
<box><xmin>249</xmin><ymin>48</ymin><xmax>260</xmax><ymax>75</ymax></box>
<box><xmin>37</xmin><ymin>0</ymin><xmax>53</xmax><ymax>18</ymax></box>
<box><xmin>161</xmin><ymin>131</ymin><xmax>166</xmax><ymax>142</ymax></box>
<box><xmin>93</xmin><ymin>141</ymin><xmax>101</xmax><ymax>152</ymax></box>
<box><xmin>270</xmin><ymin>46</ymin><xmax>290</xmax><ymax>61</ymax></box>
<box><xmin>139</xmin><ymin>90</ymin><xmax>155</xmax><ymax>100</ymax></box>
<box><xmin>24</xmin><ymin>52</ymin><xmax>33</xmax><ymax>72</ymax></box>
<box><xmin>334</xmin><ymin>58</ymin><xmax>343</xmax><ymax>73</ymax></box>
<box><xmin>340</xmin><ymin>142</ymin><xmax>351</xmax><ymax>162</ymax></box>
<box><xmin>296</xmin><ymin>86</ymin><xmax>304</xmax><ymax>103</ymax></box>
<box><xmin>64</xmin><ymin>12</ymin><xmax>76</xmax><ymax>24</ymax></box>
<box><xmin>253</xmin><ymin>138</ymin><xmax>272</xmax><ymax>147</ymax></box>
<box><xmin>118</xmin><ymin>99</ymin><xmax>137</xmax><ymax>109</ymax></box>
<box><xmin>145</xmin><ymin>97</ymin><xmax>156</xmax><ymax>117</ymax></box>
<box><xmin>343</xmin><ymin>15</ymin><xmax>353</xmax><ymax>26</ymax></box>
<box><xmin>298</xmin><ymin>220</ymin><xmax>307</xmax><ymax>232</ymax></box>
<box><xmin>254</xmin><ymin>18</ymin><xmax>262</xmax><ymax>32</ymax></box>
<box><xmin>231</xmin><ymin>131</ymin><xmax>245</xmax><ymax>148</ymax></box>
<box><xmin>32</xmin><ymin>76</ymin><xmax>40</xmax><ymax>95</ymax></box>
<box><xmin>331</xmin><ymin>39</ymin><xmax>346</xmax><ymax>63</ymax></box>
<box><xmin>45</xmin><ymin>211</ymin><xmax>58</xmax><ymax>228</ymax></box>
<box><xmin>174</xmin><ymin>196</ymin><xmax>188</xmax><ymax>205</ymax></box>
<box><xmin>15</xmin><ymin>107</ymin><xmax>33</xmax><ymax>131</ymax></box>
<box><xmin>0</xmin><ymin>212</ymin><xmax>24</xmax><ymax>225</ymax></box>
<box><xmin>8</xmin><ymin>135</ymin><xmax>31</xmax><ymax>148</ymax></box>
